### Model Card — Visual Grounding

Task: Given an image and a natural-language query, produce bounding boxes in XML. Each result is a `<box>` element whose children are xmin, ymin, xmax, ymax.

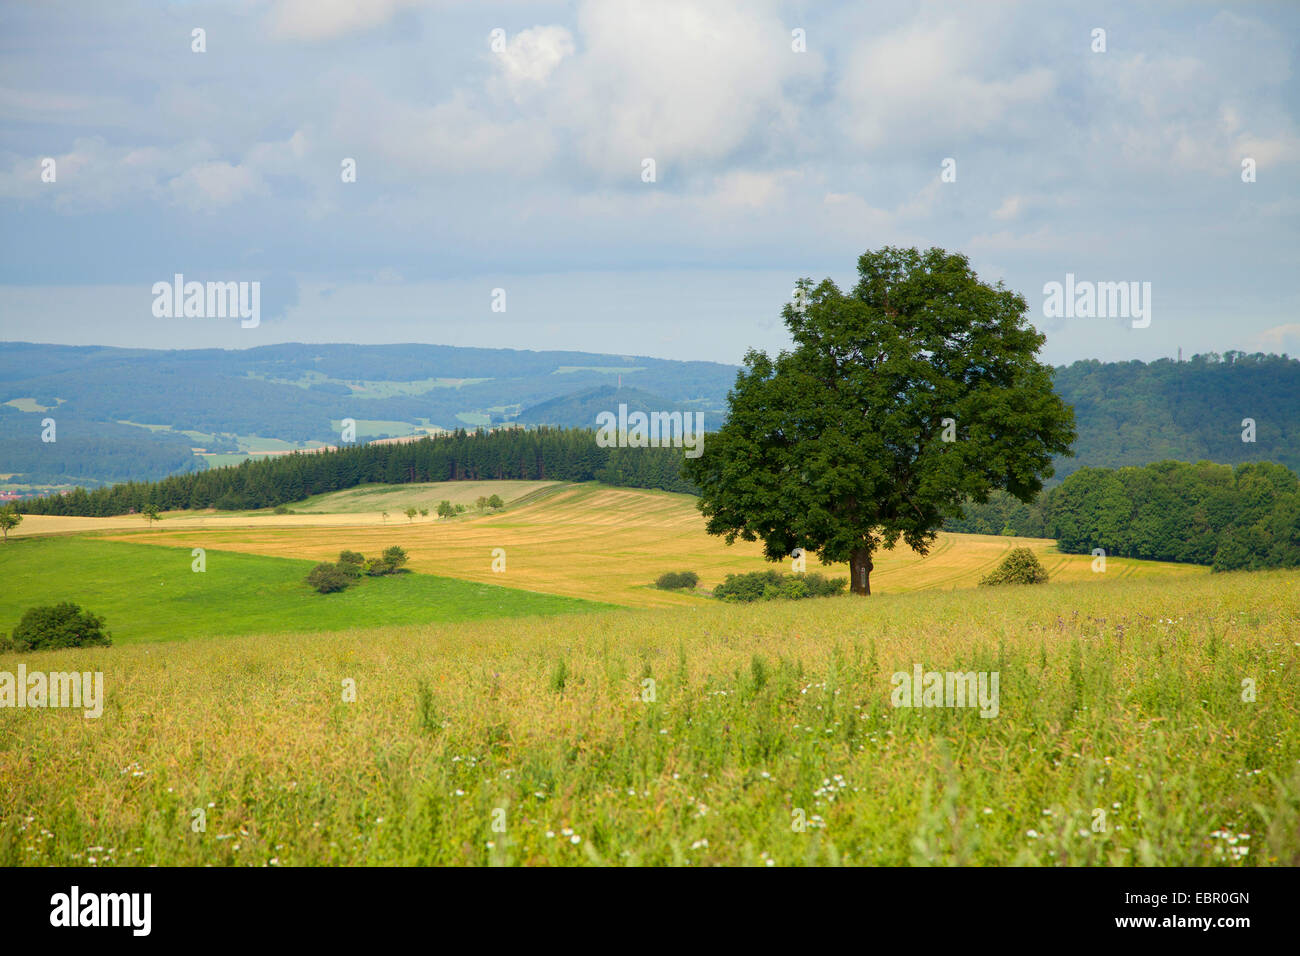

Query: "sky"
<box><xmin>0</xmin><ymin>0</ymin><xmax>1297</xmax><ymax>367</ymax></box>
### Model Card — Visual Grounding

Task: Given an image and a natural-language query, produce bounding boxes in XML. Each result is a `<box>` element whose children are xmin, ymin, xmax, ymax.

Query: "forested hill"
<box><xmin>0</xmin><ymin>343</ymin><xmax>1296</xmax><ymax>488</ymax></box>
<box><xmin>1052</xmin><ymin>352</ymin><xmax>1299</xmax><ymax>479</ymax></box>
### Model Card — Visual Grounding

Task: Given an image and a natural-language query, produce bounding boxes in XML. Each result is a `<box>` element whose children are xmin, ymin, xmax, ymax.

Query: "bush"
<box><xmin>307</xmin><ymin>562</ymin><xmax>351</xmax><ymax>593</ymax></box>
<box><xmin>337</xmin><ymin>550</ymin><xmax>364</xmax><ymax>578</ymax></box>
<box><xmin>8</xmin><ymin>603</ymin><xmax>111</xmax><ymax>651</ymax></box>
<box><xmin>712</xmin><ymin>570</ymin><xmax>846</xmax><ymax>602</ymax></box>
<box><xmin>436</xmin><ymin>500</ymin><xmax>455</xmax><ymax>518</ymax></box>
<box><xmin>365</xmin><ymin>546</ymin><xmax>409</xmax><ymax>576</ymax></box>
<box><xmin>655</xmin><ymin>570</ymin><xmax>699</xmax><ymax>590</ymax></box>
<box><xmin>979</xmin><ymin>547</ymin><xmax>1050</xmax><ymax>586</ymax></box>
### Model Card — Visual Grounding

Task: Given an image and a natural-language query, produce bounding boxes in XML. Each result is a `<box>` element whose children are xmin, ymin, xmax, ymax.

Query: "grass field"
<box><xmin>0</xmin><ymin>538</ymin><xmax>608</xmax><ymax>644</ymax></box>
<box><xmin>1</xmin><ymin>570</ymin><xmax>1295</xmax><ymax>866</ymax></box>
<box><xmin>89</xmin><ymin>482</ymin><xmax>1206</xmax><ymax>608</ymax></box>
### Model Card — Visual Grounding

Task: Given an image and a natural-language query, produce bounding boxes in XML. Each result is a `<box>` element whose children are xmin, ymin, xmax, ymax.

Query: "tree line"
<box><xmin>17</xmin><ymin>427</ymin><xmax>698</xmax><ymax>516</ymax></box>
<box><xmin>946</xmin><ymin>460</ymin><xmax>1300</xmax><ymax>571</ymax></box>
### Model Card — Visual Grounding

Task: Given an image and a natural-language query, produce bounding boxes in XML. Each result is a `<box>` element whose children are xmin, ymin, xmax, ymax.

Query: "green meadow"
<box><xmin>0</xmin><ymin>537</ymin><xmax>608</xmax><ymax>645</ymax></box>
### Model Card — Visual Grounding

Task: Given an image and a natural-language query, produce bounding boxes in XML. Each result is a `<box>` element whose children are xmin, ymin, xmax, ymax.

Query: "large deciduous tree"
<box><xmin>684</xmin><ymin>247</ymin><xmax>1076</xmax><ymax>595</ymax></box>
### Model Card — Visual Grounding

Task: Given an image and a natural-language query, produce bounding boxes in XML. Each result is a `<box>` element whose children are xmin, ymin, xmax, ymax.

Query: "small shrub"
<box><xmin>337</xmin><ymin>550</ymin><xmax>364</xmax><ymax>578</ymax></box>
<box><xmin>713</xmin><ymin>570</ymin><xmax>846</xmax><ymax>602</ymax></box>
<box><xmin>273</xmin><ymin>505</ymin><xmax>294</xmax><ymax>515</ymax></box>
<box><xmin>9</xmin><ymin>603</ymin><xmax>111</xmax><ymax>651</ymax></box>
<box><xmin>487</xmin><ymin>494</ymin><xmax>504</xmax><ymax>509</ymax></box>
<box><xmin>979</xmin><ymin>547</ymin><xmax>1049</xmax><ymax>586</ymax></box>
<box><xmin>307</xmin><ymin>562</ymin><xmax>351</xmax><ymax>593</ymax></box>
<box><xmin>655</xmin><ymin>570</ymin><xmax>699</xmax><ymax>590</ymax></box>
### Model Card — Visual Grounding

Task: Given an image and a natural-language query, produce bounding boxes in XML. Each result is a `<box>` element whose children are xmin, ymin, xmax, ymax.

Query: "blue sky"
<box><xmin>1</xmin><ymin>0</ymin><xmax>1297</xmax><ymax>365</ymax></box>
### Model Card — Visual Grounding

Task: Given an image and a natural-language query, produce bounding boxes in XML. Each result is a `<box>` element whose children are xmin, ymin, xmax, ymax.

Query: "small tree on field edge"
<box><xmin>0</xmin><ymin>504</ymin><xmax>21</xmax><ymax>541</ymax></box>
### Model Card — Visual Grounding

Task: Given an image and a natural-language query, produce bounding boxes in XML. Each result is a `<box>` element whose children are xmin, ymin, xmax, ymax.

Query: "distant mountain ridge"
<box><xmin>0</xmin><ymin>342</ymin><xmax>1296</xmax><ymax>490</ymax></box>
<box><xmin>515</xmin><ymin>385</ymin><xmax>706</xmax><ymax>427</ymax></box>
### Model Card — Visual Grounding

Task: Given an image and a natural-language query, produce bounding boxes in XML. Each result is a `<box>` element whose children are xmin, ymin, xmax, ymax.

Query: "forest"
<box><xmin>947</xmin><ymin>460</ymin><xmax>1300</xmax><ymax>571</ymax></box>
<box><xmin>16</xmin><ymin>426</ymin><xmax>698</xmax><ymax>515</ymax></box>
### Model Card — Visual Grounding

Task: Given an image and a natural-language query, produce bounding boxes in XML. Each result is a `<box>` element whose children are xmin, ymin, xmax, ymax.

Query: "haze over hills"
<box><xmin>0</xmin><ymin>342</ymin><xmax>1296</xmax><ymax>491</ymax></box>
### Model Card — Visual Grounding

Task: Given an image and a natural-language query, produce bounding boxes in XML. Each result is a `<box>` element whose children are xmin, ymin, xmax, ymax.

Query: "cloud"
<box><xmin>167</xmin><ymin>161</ymin><xmax>266</xmax><ymax>211</ymax></box>
<box><xmin>493</xmin><ymin>25</ymin><xmax>576</xmax><ymax>98</ymax></box>
<box><xmin>1250</xmin><ymin>323</ymin><xmax>1300</xmax><ymax>353</ymax></box>
<box><xmin>992</xmin><ymin>196</ymin><xmax>1024</xmax><ymax>221</ymax></box>
<box><xmin>265</xmin><ymin>0</ymin><xmax>428</xmax><ymax>42</ymax></box>
<box><xmin>553</xmin><ymin>0</ymin><xmax>819</xmax><ymax>177</ymax></box>
<box><xmin>836</xmin><ymin>15</ymin><xmax>1056</xmax><ymax>151</ymax></box>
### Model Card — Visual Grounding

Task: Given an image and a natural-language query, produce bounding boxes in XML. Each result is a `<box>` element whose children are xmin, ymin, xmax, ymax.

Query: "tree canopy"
<box><xmin>684</xmin><ymin>246</ymin><xmax>1076</xmax><ymax>594</ymax></box>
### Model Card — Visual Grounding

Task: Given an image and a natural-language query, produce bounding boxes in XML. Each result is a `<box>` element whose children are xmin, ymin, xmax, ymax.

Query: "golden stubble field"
<box><xmin>75</xmin><ymin>483</ymin><xmax>1205</xmax><ymax>608</ymax></box>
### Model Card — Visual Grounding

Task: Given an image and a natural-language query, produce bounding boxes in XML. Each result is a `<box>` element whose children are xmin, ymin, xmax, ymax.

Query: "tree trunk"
<box><xmin>849</xmin><ymin>548</ymin><xmax>873</xmax><ymax>596</ymax></box>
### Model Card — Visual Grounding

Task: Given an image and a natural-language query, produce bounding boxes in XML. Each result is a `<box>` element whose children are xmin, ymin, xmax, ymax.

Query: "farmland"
<box><xmin>58</xmin><ymin>481</ymin><xmax>1208</xmax><ymax>610</ymax></box>
<box><xmin>0</xmin><ymin>480</ymin><xmax>1291</xmax><ymax>867</ymax></box>
<box><xmin>0</xmin><ymin>537</ymin><xmax>607</xmax><ymax>645</ymax></box>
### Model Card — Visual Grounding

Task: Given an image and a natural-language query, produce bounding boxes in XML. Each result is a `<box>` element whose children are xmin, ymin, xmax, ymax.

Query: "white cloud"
<box><xmin>553</xmin><ymin>0</ymin><xmax>818</xmax><ymax>176</ymax></box>
<box><xmin>493</xmin><ymin>25</ymin><xmax>576</xmax><ymax>98</ymax></box>
<box><xmin>992</xmin><ymin>196</ymin><xmax>1024</xmax><ymax>221</ymax></box>
<box><xmin>836</xmin><ymin>16</ymin><xmax>1056</xmax><ymax>151</ymax></box>
<box><xmin>168</xmin><ymin>161</ymin><xmax>265</xmax><ymax>211</ymax></box>
<box><xmin>1251</xmin><ymin>323</ymin><xmax>1300</xmax><ymax>353</ymax></box>
<box><xmin>265</xmin><ymin>0</ymin><xmax>428</xmax><ymax>42</ymax></box>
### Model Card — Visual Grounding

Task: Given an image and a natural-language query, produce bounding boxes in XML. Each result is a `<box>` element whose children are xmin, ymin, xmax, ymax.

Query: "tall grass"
<box><xmin>1</xmin><ymin>571</ymin><xmax>1296</xmax><ymax>866</ymax></box>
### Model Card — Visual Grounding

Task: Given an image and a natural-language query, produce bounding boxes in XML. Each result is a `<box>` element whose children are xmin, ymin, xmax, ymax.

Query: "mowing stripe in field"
<box><xmin>92</xmin><ymin>482</ymin><xmax>1206</xmax><ymax>608</ymax></box>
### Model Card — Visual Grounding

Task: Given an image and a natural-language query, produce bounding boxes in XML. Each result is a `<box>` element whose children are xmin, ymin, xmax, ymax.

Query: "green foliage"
<box><xmin>1047</xmin><ymin>461</ymin><xmax>1300</xmax><ymax>570</ymax></box>
<box><xmin>654</xmin><ymin>570</ymin><xmax>699</xmax><ymax>590</ymax></box>
<box><xmin>8</xmin><ymin>602</ymin><xmax>111</xmax><ymax>651</ymax></box>
<box><xmin>1050</xmin><ymin>352</ymin><xmax>1300</xmax><ymax>480</ymax></box>
<box><xmin>712</xmin><ymin>570</ymin><xmax>846</xmax><ymax>603</ymax></box>
<box><xmin>949</xmin><ymin>459</ymin><xmax>1300</xmax><ymax>572</ymax></box>
<box><xmin>312</xmin><ymin>547</ymin><xmax>407</xmax><ymax>590</ymax></box>
<box><xmin>306</xmin><ymin>562</ymin><xmax>351</xmax><ymax>593</ymax></box>
<box><xmin>685</xmin><ymin>246</ymin><xmax>1075</xmax><ymax>595</ymax></box>
<box><xmin>404</xmin><ymin>507</ymin><xmax>418</xmax><ymax>522</ymax></box>
<box><xmin>486</xmin><ymin>494</ymin><xmax>504</xmax><ymax>509</ymax></box>
<box><xmin>379</xmin><ymin>546</ymin><xmax>408</xmax><ymax>573</ymax></box>
<box><xmin>20</xmin><ymin>426</ymin><xmax>698</xmax><ymax>517</ymax></box>
<box><xmin>0</xmin><ymin>504</ymin><xmax>21</xmax><ymax>540</ymax></box>
<box><xmin>979</xmin><ymin>548</ymin><xmax>1050</xmax><ymax>586</ymax></box>
<box><xmin>337</xmin><ymin>551</ymin><xmax>364</xmax><ymax>578</ymax></box>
